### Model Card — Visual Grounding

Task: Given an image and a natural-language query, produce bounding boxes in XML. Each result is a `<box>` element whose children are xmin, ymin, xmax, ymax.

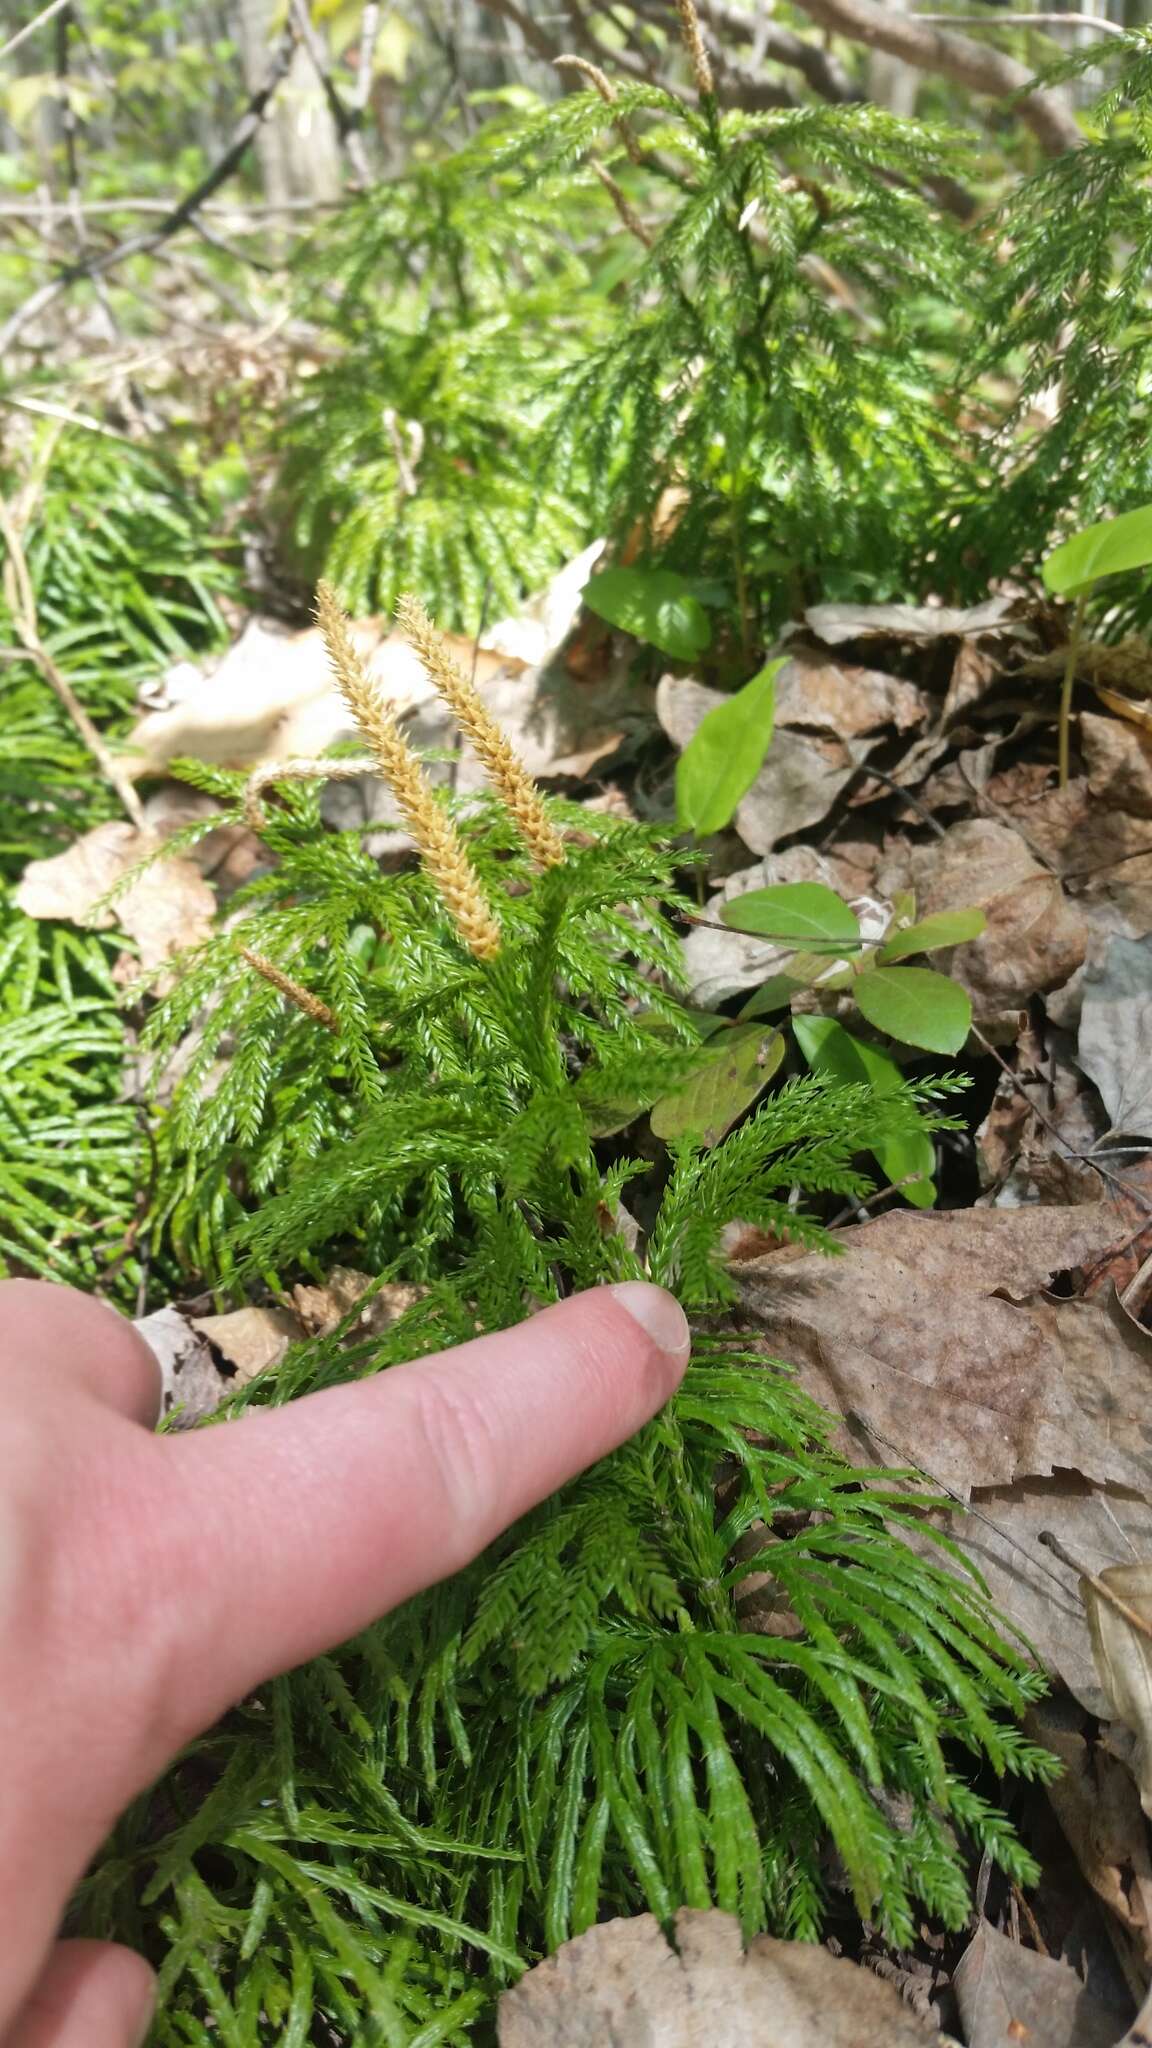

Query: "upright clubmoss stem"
<box><xmin>316</xmin><ymin>582</ymin><xmax>503</xmax><ymax>962</ymax></box>
<box><xmin>239</xmin><ymin>947</ymin><xmax>340</xmax><ymax>1033</ymax></box>
<box><xmin>674</xmin><ymin>0</ymin><xmax>715</xmax><ymax>100</ymax></box>
<box><xmin>395</xmin><ymin>594</ymin><xmax>566</xmax><ymax>871</ymax></box>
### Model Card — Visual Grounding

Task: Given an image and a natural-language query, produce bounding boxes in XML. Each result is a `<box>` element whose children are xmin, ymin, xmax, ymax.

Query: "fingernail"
<box><xmin>607</xmin><ymin>1282</ymin><xmax>691</xmax><ymax>1364</ymax></box>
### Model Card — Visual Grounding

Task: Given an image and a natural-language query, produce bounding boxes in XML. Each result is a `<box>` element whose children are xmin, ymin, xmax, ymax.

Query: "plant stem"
<box><xmin>1058</xmin><ymin>593</ymin><xmax>1087</xmax><ymax>789</ymax></box>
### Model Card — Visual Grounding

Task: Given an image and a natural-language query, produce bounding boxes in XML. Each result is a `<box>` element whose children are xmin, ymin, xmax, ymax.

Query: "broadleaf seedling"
<box><xmin>675</xmin><ymin>659</ymin><xmax>782</xmax><ymax>836</ymax></box>
<box><xmin>584</xmin><ymin>564</ymin><xmax>712</xmax><ymax>661</ymax></box>
<box><xmin>1043</xmin><ymin>502</ymin><xmax>1152</xmax><ymax>788</ymax></box>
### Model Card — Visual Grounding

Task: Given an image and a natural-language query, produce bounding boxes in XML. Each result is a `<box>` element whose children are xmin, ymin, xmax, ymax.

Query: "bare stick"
<box><xmin>0</xmin><ymin>0</ymin><xmax>71</xmax><ymax>64</ymax></box>
<box><xmin>0</xmin><ymin>23</ymin><xmax>299</xmax><ymax>357</ymax></box>
<box><xmin>351</xmin><ymin>2</ymin><xmax>384</xmax><ymax>113</ymax></box>
<box><xmin>0</xmin><ymin>493</ymin><xmax>146</xmax><ymax>830</ymax></box>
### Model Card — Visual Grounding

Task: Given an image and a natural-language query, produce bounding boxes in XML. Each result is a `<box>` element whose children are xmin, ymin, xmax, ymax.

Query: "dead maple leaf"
<box><xmin>498</xmin><ymin>1909</ymin><xmax>951</xmax><ymax>2046</ymax></box>
<box><xmin>14</xmin><ymin>822</ymin><xmax>215</xmax><ymax>985</ymax></box>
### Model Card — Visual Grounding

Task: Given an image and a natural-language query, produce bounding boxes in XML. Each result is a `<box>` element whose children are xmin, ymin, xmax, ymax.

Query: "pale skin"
<box><xmin>0</xmin><ymin>1277</ymin><xmax>691</xmax><ymax>2048</ymax></box>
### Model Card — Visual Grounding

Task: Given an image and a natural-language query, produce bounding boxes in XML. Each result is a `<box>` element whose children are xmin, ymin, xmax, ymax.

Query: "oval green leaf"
<box><xmin>721</xmin><ymin>882</ymin><xmax>861</xmax><ymax>948</ymax></box>
<box><xmin>877</xmin><ymin>907</ymin><xmax>986</xmax><ymax>963</ymax></box>
<box><xmin>584</xmin><ymin>566</ymin><xmax>712</xmax><ymax>660</ymax></box>
<box><xmin>1043</xmin><ymin>503</ymin><xmax>1152</xmax><ymax>598</ymax></box>
<box><xmin>650</xmin><ymin>1024</ymin><xmax>785</xmax><ymax>1147</ymax></box>
<box><xmin>853</xmin><ymin>966</ymin><xmax>971</xmax><ymax>1055</ymax></box>
<box><xmin>675</xmin><ymin>660</ymin><xmax>781</xmax><ymax>837</ymax></box>
<box><xmin>792</xmin><ymin>1014</ymin><xmax>936</xmax><ymax>1206</ymax></box>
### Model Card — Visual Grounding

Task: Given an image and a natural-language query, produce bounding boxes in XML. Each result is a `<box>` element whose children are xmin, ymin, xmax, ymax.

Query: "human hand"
<box><xmin>0</xmin><ymin>1278</ymin><xmax>689</xmax><ymax>2048</ymax></box>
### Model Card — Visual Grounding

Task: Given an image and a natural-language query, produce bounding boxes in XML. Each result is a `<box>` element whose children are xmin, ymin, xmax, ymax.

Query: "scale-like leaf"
<box><xmin>792</xmin><ymin>1014</ymin><xmax>936</xmax><ymax>1206</ymax></box>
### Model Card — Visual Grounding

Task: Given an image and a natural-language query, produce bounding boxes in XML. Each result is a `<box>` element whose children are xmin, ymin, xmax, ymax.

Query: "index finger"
<box><xmin>149</xmin><ymin>1283</ymin><xmax>689</xmax><ymax>1741</ymax></box>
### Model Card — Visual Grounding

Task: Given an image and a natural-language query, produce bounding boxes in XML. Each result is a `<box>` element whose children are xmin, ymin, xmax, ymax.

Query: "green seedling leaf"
<box><xmin>853</xmin><ymin>966</ymin><xmax>971</xmax><ymax>1055</ymax></box>
<box><xmin>878</xmin><ymin>908</ymin><xmax>986</xmax><ymax>963</ymax></box>
<box><xmin>650</xmin><ymin>1024</ymin><xmax>785</xmax><ymax>1147</ymax></box>
<box><xmin>584</xmin><ymin>566</ymin><xmax>712</xmax><ymax>660</ymax></box>
<box><xmin>721</xmin><ymin>882</ymin><xmax>861</xmax><ymax>949</ymax></box>
<box><xmin>675</xmin><ymin>660</ymin><xmax>781</xmax><ymax>836</ymax></box>
<box><xmin>1043</xmin><ymin>503</ymin><xmax>1152</xmax><ymax>598</ymax></box>
<box><xmin>792</xmin><ymin>1015</ymin><xmax>936</xmax><ymax>1207</ymax></box>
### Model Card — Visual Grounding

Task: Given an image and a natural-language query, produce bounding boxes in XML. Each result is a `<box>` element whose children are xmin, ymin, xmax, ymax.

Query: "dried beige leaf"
<box><xmin>498</xmin><ymin>1909</ymin><xmax>951</xmax><ymax>2047</ymax></box>
<box><xmin>1085</xmin><ymin>1564</ymin><xmax>1152</xmax><ymax>1818</ymax></box>
<box><xmin>14</xmin><ymin>822</ymin><xmax>215</xmax><ymax>983</ymax></box>
<box><xmin>291</xmin><ymin>1269</ymin><xmax>427</xmax><ymax>1340</ymax></box>
<box><xmin>133</xmin><ymin>1306</ymin><xmax>231</xmax><ymax>1428</ymax></box>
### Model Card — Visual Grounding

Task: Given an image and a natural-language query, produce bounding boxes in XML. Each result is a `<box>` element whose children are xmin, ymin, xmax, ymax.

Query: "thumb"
<box><xmin>146</xmin><ymin>1283</ymin><xmax>689</xmax><ymax>1744</ymax></box>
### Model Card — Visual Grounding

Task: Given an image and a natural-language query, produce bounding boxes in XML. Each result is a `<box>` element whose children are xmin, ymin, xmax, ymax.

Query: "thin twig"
<box><xmin>0</xmin><ymin>494</ymin><xmax>145</xmax><ymax>830</ymax></box>
<box><xmin>0</xmin><ymin>0</ymin><xmax>71</xmax><ymax>64</ymax></box>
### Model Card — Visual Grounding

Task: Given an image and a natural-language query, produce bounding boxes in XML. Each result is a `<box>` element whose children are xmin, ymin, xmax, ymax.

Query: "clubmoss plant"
<box><xmin>93</xmin><ymin>589</ymin><xmax>1057</xmax><ymax>2042</ymax></box>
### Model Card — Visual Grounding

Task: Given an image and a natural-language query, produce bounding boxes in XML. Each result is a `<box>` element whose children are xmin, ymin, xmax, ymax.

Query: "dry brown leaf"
<box><xmin>188</xmin><ymin>1305</ymin><xmax>301</xmax><ymax>1386</ymax></box>
<box><xmin>291</xmin><ymin>1269</ymin><xmax>427</xmax><ymax>1340</ymax></box>
<box><xmin>1078</xmin><ymin>935</ymin><xmax>1152</xmax><ymax>1138</ymax></box>
<box><xmin>774</xmin><ymin>647</ymin><xmax>928</xmax><ymax>736</ymax></box>
<box><xmin>952</xmin><ymin>1920</ymin><xmax>1125</xmax><ymax>2048</ymax></box>
<box><xmin>14</xmin><ymin>821</ymin><xmax>216</xmax><ymax>983</ymax></box>
<box><xmin>737</xmin><ymin>1206</ymin><xmax>1133</xmax><ymax>1497</ymax></box>
<box><xmin>887</xmin><ymin>819</ymin><xmax>1088</xmax><ymax>1017</ymax></box>
<box><xmin>497</xmin><ymin>1909</ymin><xmax>950</xmax><ymax>2047</ymax></box>
<box><xmin>1083</xmin><ymin>713</ymin><xmax>1152</xmax><ymax>820</ymax></box>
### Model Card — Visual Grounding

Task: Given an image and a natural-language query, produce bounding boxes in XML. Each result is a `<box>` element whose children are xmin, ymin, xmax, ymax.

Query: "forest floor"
<box><xmin>17</xmin><ymin>549</ymin><xmax>1152</xmax><ymax>2044</ymax></box>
